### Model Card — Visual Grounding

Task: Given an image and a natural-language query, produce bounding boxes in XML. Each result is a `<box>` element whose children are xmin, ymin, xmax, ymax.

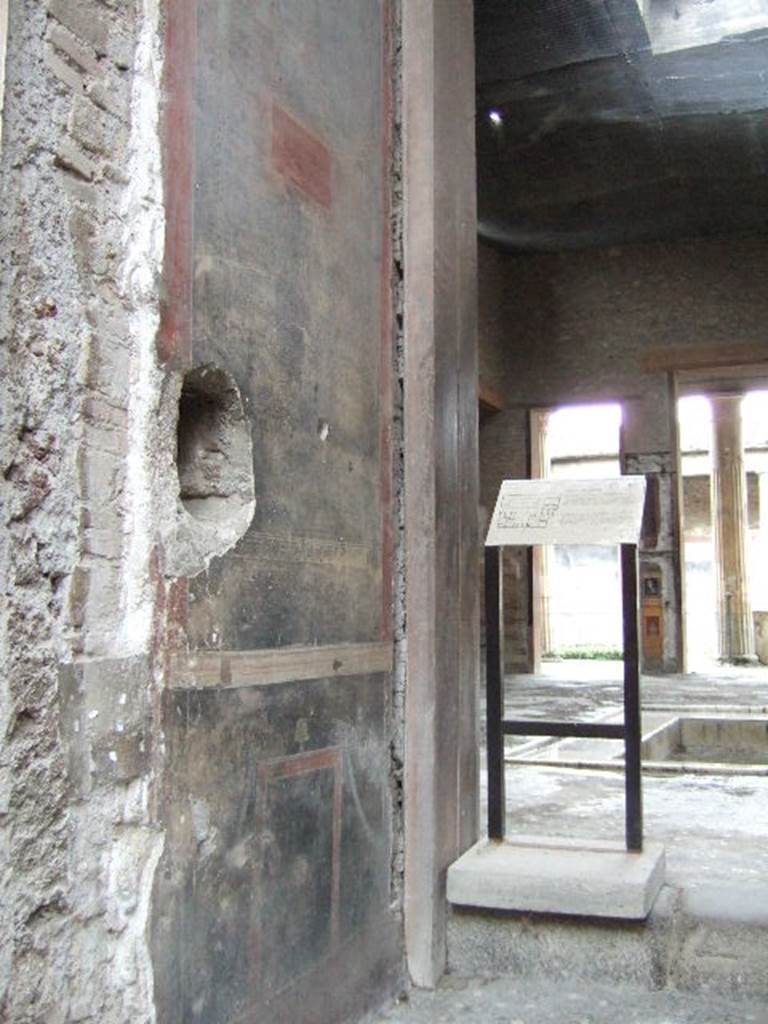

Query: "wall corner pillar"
<box><xmin>621</xmin><ymin>381</ymin><xmax>686</xmax><ymax>674</ymax></box>
<box><xmin>402</xmin><ymin>0</ymin><xmax>479</xmax><ymax>989</ymax></box>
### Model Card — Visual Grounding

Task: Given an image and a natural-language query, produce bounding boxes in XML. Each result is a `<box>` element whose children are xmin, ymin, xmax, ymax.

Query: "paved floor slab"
<box><xmin>448</xmin><ymin>836</ymin><xmax>665</xmax><ymax>919</ymax></box>
<box><xmin>374</xmin><ymin>975</ymin><xmax>766</xmax><ymax>1024</ymax></box>
<box><xmin>487</xmin><ymin>662</ymin><xmax>768</xmax><ymax>899</ymax></box>
<box><xmin>453</xmin><ymin>662</ymin><xmax>768</xmax><ymax>997</ymax></box>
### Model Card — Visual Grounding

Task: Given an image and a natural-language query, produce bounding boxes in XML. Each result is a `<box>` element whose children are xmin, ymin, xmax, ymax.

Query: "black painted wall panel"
<box><xmin>153</xmin><ymin>675</ymin><xmax>399</xmax><ymax>1024</ymax></box>
<box><xmin>153</xmin><ymin>2</ymin><xmax>399</xmax><ymax>1022</ymax></box>
<box><xmin>189</xmin><ymin>0</ymin><xmax>386</xmax><ymax>650</ymax></box>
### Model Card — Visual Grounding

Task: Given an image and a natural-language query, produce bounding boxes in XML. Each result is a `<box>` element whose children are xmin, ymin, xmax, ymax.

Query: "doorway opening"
<box><xmin>532</xmin><ymin>402</ymin><xmax>623</xmax><ymax>666</ymax></box>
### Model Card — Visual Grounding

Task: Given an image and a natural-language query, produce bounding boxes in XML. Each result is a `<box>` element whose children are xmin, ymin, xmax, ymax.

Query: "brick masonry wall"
<box><xmin>683</xmin><ymin>473</ymin><xmax>760</xmax><ymax>535</ymax></box>
<box><xmin>478</xmin><ymin>247</ymin><xmax>533</xmax><ymax>670</ymax></box>
<box><xmin>484</xmin><ymin>236</ymin><xmax>768</xmax><ymax>408</ymax></box>
<box><xmin>0</xmin><ymin>2</ymin><xmax>165</xmax><ymax>1020</ymax></box>
<box><xmin>479</xmin><ymin>409</ymin><xmax>532</xmax><ymax>671</ymax></box>
<box><xmin>478</xmin><ymin>243</ymin><xmax>515</xmax><ymax>395</ymax></box>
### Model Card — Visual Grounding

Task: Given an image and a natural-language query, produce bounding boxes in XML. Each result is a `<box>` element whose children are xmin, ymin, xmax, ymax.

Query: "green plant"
<box><xmin>555</xmin><ymin>646</ymin><xmax>624</xmax><ymax>661</ymax></box>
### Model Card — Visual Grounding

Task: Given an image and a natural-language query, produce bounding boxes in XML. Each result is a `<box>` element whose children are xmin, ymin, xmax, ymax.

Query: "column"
<box><xmin>756</xmin><ymin>472</ymin><xmax>768</xmax><ymax>663</ymax></box>
<box><xmin>710</xmin><ymin>394</ymin><xmax>754</xmax><ymax>661</ymax></box>
<box><xmin>759</xmin><ymin>471</ymin><xmax>768</xmax><ymax>607</ymax></box>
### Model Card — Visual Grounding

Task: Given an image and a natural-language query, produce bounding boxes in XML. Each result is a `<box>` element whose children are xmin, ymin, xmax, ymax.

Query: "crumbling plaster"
<box><xmin>389</xmin><ymin>0</ymin><xmax>406</xmax><ymax>926</ymax></box>
<box><xmin>0</xmin><ymin>1</ymin><xmax>176</xmax><ymax>1019</ymax></box>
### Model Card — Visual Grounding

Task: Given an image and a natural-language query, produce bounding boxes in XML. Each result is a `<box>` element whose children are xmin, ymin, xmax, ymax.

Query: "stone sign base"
<box><xmin>447</xmin><ymin>835</ymin><xmax>666</xmax><ymax>921</ymax></box>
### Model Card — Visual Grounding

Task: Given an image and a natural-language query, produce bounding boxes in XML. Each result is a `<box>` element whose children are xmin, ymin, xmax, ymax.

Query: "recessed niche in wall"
<box><xmin>167</xmin><ymin>365</ymin><xmax>255</xmax><ymax>577</ymax></box>
<box><xmin>177</xmin><ymin>365</ymin><xmax>254</xmax><ymax>521</ymax></box>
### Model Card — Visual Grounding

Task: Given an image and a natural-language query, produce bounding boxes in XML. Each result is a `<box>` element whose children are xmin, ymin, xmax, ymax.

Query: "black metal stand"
<box><xmin>485</xmin><ymin>546</ymin><xmax>506</xmax><ymax>840</ymax></box>
<box><xmin>485</xmin><ymin>543</ymin><xmax>643</xmax><ymax>851</ymax></box>
<box><xmin>621</xmin><ymin>543</ymin><xmax>643</xmax><ymax>851</ymax></box>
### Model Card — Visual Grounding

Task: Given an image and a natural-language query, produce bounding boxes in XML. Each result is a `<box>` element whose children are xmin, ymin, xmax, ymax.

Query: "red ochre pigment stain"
<box><xmin>272</xmin><ymin>103</ymin><xmax>332</xmax><ymax>209</ymax></box>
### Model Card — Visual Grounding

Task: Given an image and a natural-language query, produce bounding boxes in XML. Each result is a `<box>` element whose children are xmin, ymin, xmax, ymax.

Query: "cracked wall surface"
<box><xmin>387</xmin><ymin>0</ymin><xmax>406</xmax><ymax>932</ymax></box>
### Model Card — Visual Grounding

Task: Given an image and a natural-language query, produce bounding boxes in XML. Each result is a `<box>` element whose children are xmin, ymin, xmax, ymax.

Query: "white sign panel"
<box><xmin>485</xmin><ymin>477</ymin><xmax>647</xmax><ymax>548</ymax></box>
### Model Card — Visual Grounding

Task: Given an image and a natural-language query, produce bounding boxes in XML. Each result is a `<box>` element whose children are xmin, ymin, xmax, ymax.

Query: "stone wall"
<box><xmin>479</xmin><ymin>409</ymin><xmax>531</xmax><ymax>671</ymax></box>
<box><xmin>477</xmin><ymin>246</ymin><xmax>530</xmax><ymax>670</ymax></box>
<box><xmin>478</xmin><ymin>243</ymin><xmax>514</xmax><ymax>395</ymax></box>
<box><xmin>0</xmin><ymin>2</ymin><xmax>166</xmax><ymax>1021</ymax></box>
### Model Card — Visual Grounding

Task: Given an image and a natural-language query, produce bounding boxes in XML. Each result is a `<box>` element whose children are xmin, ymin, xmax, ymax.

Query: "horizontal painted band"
<box><xmin>643</xmin><ymin>342</ymin><xmax>768</xmax><ymax>373</ymax></box>
<box><xmin>502</xmin><ymin>720</ymin><xmax>626</xmax><ymax>740</ymax></box>
<box><xmin>168</xmin><ymin>641</ymin><xmax>393</xmax><ymax>690</ymax></box>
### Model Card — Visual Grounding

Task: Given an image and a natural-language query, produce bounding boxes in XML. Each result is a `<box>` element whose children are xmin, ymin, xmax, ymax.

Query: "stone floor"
<box><xmin>376</xmin><ymin>662</ymin><xmax>768</xmax><ymax>1024</ymax></box>
<box><xmin>375</xmin><ymin>975</ymin><xmax>767</xmax><ymax>1024</ymax></box>
<box><xmin>494</xmin><ymin>660</ymin><xmax>768</xmax><ymax>903</ymax></box>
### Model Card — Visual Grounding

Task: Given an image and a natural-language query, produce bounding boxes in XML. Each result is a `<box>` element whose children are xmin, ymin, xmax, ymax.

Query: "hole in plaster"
<box><xmin>163</xmin><ymin>365</ymin><xmax>255</xmax><ymax>579</ymax></box>
<box><xmin>176</xmin><ymin>365</ymin><xmax>255</xmax><ymax>523</ymax></box>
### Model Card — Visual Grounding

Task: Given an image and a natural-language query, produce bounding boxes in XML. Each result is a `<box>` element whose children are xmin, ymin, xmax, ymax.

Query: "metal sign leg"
<box><xmin>621</xmin><ymin>543</ymin><xmax>643</xmax><ymax>852</ymax></box>
<box><xmin>485</xmin><ymin>546</ymin><xmax>506</xmax><ymax>840</ymax></box>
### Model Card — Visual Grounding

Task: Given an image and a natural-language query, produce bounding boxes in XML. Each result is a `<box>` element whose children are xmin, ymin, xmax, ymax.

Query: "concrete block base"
<box><xmin>447</xmin><ymin>835</ymin><xmax>666</xmax><ymax>920</ymax></box>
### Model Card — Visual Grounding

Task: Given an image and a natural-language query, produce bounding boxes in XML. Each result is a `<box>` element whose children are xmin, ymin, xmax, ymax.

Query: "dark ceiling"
<box><xmin>475</xmin><ymin>0</ymin><xmax>768</xmax><ymax>251</ymax></box>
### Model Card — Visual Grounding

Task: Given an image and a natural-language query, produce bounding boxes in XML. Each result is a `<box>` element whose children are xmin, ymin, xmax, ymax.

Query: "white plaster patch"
<box><xmin>118</xmin><ymin>0</ymin><xmax>165</xmax><ymax>657</ymax></box>
<box><xmin>96</xmin><ymin>5</ymin><xmax>165</xmax><ymax>1023</ymax></box>
<box><xmin>190</xmin><ymin>797</ymin><xmax>210</xmax><ymax>843</ymax></box>
<box><xmin>104</xmin><ymin>821</ymin><xmax>165</xmax><ymax>1021</ymax></box>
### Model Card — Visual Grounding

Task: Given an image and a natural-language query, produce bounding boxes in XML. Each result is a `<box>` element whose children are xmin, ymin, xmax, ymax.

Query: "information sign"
<box><xmin>485</xmin><ymin>477</ymin><xmax>646</xmax><ymax>547</ymax></box>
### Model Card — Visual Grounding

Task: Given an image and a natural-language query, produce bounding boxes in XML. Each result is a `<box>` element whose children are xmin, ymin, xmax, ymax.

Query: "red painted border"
<box><xmin>379</xmin><ymin>0</ymin><xmax>394</xmax><ymax>643</ymax></box>
<box><xmin>158</xmin><ymin>0</ymin><xmax>196</xmax><ymax>366</ymax></box>
<box><xmin>258</xmin><ymin>748</ymin><xmax>343</xmax><ymax>952</ymax></box>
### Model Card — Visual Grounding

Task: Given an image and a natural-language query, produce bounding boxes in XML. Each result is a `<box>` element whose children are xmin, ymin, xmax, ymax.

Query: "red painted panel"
<box><xmin>158</xmin><ymin>0</ymin><xmax>196</xmax><ymax>365</ymax></box>
<box><xmin>379</xmin><ymin>0</ymin><xmax>394</xmax><ymax>641</ymax></box>
<box><xmin>272</xmin><ymin>104</ymin><xmax>332</xmax><ymax>209</ymax></box>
